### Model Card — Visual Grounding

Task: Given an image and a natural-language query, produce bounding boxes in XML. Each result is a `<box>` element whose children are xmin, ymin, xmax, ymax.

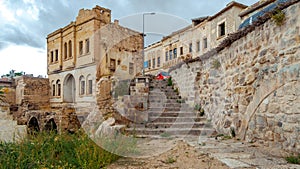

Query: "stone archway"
<box><xmin>44</xmin><ymin>118</ymin><xmax>57</xmax><ymax>132</ymax></box>
<box><xmin>64</xmin><ymin>74</ymin><xmax>76</xmax><ymax>103</ymax></box>
<box><xmin>28</xmin><ymin>117</ymin><xmax>40</xmax><ymax>134</ymax></box>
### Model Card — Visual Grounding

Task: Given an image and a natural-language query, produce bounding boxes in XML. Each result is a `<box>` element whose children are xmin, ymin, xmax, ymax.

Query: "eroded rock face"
<box><xmin>170</xmin><ymin>2</ymin><xmax>300</xmax><ymax>153</ymax></box>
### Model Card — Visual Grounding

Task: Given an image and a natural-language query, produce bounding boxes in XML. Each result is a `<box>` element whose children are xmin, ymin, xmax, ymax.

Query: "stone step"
<box><xmin>148</xmin><ymin>111</ymin><xmax>197</xmax><ymax>117</ymax></box>
<box><xmin>145</xmin><ymin>122</ymin><xmax>206</xmax><ymax>129</ymax></box>
<box><xmin>148</xmin><ymin>107</ymin><xmax>181</xmax><ymax>112</ymax></box>
<box><xmin>149</xmin><ymin>117</ymin><xmax>205</xmax><ymax>123</ymax></box>
<box><xmin>148</xmin><ymin>103</ymin><xmax>182</xmax><ymax>108</ymax></box>
<box><xmin>125</xmin><ymin>128</ymin><xmax>216</xmax><ymax>136</ymax></box>
<box><xmin>149</xmin><ymin>99</ymin><xmax>185</xmax><ymax>104</ymax></box>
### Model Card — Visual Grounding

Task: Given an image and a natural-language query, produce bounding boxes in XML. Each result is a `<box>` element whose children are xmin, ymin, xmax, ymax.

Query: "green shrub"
<box><xmin>212</xmin><ymin>59</ymin><xmax>221</xmax><ymax>69</ymax></box>
<box><xmin>286</xmin><ymin>155</ymin><xmax>300</xmax><ymax>164</ymax></box>
<box><xmin>0</xmin><ymin>130</ymin><xmax>120</xmax><ymax>169</ymax></box>
<box><xmin>270</xmin><ymin>9</ymin><xmax>285</xmax><ymax>26</ymax></box>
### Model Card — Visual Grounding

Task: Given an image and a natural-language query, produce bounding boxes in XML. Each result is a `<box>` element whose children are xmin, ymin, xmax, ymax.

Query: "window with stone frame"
<box><xmin>50</xmin><ymin>51</ymin><xmax>54</xmax><ymax>63</ymax></box>
<box><xmin>55</xmin><ymin>49</ymin><xmax>58</xmax><ymax>61</ymax></box>
<box><xmin>64</xmin><ymin>43</ymin><xmax>67</xmax><ymax>59</ymax></box>
<box><xmin>129</xmin><ymin>62</ymin><xmax>134</xmax><ymax>75</ymax></box>
<box><xmin>180</xmin><ymin>47</ymin><xmax>183</xmax><ymax>55</ymax></box>
<box><xmin>169</xmin><ymin>50</ymin><xmax>172</xmax><ymax>60</ymax></box>
<box><xmin>197</xmin><ymin>41</ymin><xmax>200</xmax><ymax>52</ymax></box>
<box><xmin>189</xmin><ymin>43</ymin><xmax>192</xmax><ymax>53</ymax></box>
<box><xmin>165</xmin><ymin>51</ymin><xmax>168</xmax><ymax>61</ymax></box>
<box><xmin>56</xmin><ymin>80</ymin><xmax>61</xmax><ymax>96</ymax></box>
<box><xmin>79</xmin><ymin>76</ymin><xmax>85</xmax><ymax>95</ymax></box>
<box><xmin>173</xmin><ymin>48</ymin><xmax>177</xmax><ymax>59</ymax></box>
<box><xmin>218</xmin><ymin>22</ymin><xmax>226</xmax><ymax>37</ymax></box>
<box><xmin>152</xmin><ymin>58</ymin><xmax>155</xmax><ymax>69</ymax></box>
<box><xmin>203</xmin><ymin>38</ymin><xmax>208</xmax><ymax>49</ymax></box>
<box><xmin>68</xmin><ymin>40</ymin><xmax>72</xmax><ymax>58</ymax></box>
<box><xmin>87</xmin><ymin>75</ymin><xmax>93</xmax><ymax>95</ymax></box>
<box><xmin>148</xmin><ymin>59</ymin><xmax>151</xmax><ymax>68</ymax></box>
<box><xmin>52</xmin><ymin>83</ymin><xmax>55</xmax><ymax>96</ymax></box>
<box><xmin>79</xmin><ymin>41</ymin><xmax>83</xmax><ymax>55</ymax></box>
<box><xmin>85</xmin><ymin>38</ymin><xmax>90</xmax><ymax>53</ymax></box>
<box><xmin>157</xmin><ymin>56</ymin><xmax>160</xmax><ymax>67</ymax></box>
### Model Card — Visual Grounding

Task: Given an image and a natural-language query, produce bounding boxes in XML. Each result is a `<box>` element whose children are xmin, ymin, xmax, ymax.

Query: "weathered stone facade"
<box><xmin>144</xmin><ymin>1</ymin><xmax>247</xmax><ymax>74</ymax></box>
<box><xmin>170</xmin><ymin>1</ymin><xmax>300</xmax><ymax>153</ymax></box>
<box><xmin>47</xmin><ymin>5</ymin><xmax>143</xmax><ymax>121</ymax></box>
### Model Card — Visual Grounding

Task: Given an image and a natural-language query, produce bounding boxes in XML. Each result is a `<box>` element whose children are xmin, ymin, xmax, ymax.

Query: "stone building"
<box><xmin>47</xmin><ymin>5</ymin><xmax>143</xmax><ymax>120</ymax></box>
<box><xmin>144</xmin><ymin>1</ymin><xmax>247</xmax><ymax>74</ymax></box>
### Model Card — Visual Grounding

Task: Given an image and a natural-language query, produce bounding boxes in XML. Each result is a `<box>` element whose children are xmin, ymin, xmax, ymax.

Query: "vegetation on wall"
<box><xmin>270</xmin><ymin>9</ymin><xmax>286</xmax><ymax>26</ymax></box>
<box><xmin>211</xmin><ymin>59</ymin><xmax>221</xmax><ymax>69</ymax></box>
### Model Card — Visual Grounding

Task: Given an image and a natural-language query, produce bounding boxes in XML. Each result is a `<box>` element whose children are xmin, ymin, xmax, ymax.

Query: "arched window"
<box><xmin>56</xmin><ymin>80</ymin><xmax>61</xmax><ymax>96</ymax></box>
<box><xmin>64</xmin><ymin>42</ymin><xmax>67</xmax><ymax>59</ymax></box>
<box><xmin>86</xmin><ymin>75</ymin><xmax>93</xmax><ymax>95</ymax></box>
<box><xmin>79</xmin><ymin>76</ymin><xmax>85</xmax><ymax>95</ymax></box>
<box><xmin>68</xmin><ymin>40</ymin><xmax>72</xmax><ymax>58</ymax></box>
<box><xmin>51</xmin><ymin>80</ymin><xmax>55</xmax><ymax>96</ymax></box>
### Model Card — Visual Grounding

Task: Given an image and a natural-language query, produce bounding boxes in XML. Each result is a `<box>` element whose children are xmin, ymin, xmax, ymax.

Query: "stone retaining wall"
<box><xmin>170</xmin><ymin>2</ymin><xmax>300</xmax><ymax>153</ymax></box>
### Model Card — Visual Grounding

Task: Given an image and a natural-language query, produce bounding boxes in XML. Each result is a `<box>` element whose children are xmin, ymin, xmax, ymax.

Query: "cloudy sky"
<box><xmin>0</xmin><ymin>0</ymin><xmax>258</xmax><ymax>77</ymax></box>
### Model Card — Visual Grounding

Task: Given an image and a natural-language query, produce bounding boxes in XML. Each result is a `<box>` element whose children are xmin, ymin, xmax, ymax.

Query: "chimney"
<box><xmin>114</xmin><ymin>19</ymin><xmax>119</xmax><ymax>25</ymax></box>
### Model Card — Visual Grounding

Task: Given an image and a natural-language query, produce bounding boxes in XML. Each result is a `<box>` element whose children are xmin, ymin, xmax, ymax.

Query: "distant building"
<box><xmin>0</xmin><ymin>78</ymin><xmax>13</xmax><ymax>88</ymax></box>
<box><xmin>145</xmin><ymin>1</ymin><xmax>248</xmax><ymax>74</ymax></box>
<box><xmin>47</xmin><ymin>5</ymin><xmax>143</xmax><ymax>117</ymax></box>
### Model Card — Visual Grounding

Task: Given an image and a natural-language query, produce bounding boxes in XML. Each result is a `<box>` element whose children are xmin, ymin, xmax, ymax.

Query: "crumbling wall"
<box><xmin>170</xmin><ymin>1</ymin><xmax>300</xmax><ymax>153</ymax></box>
<box><xmin>15</xmin><ymin>76</ymin><xmax>50</xmax><ymax>109</ymax></box>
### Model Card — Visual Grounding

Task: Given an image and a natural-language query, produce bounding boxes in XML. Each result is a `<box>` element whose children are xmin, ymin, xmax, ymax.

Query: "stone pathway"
<box><xmin>187</xmin><ymin>136</ymin><xmax>300</xmax><ymax>169</ymax></box>
<box><xmin>108</xmin><ymin>136</ymin><xmax>300</xmax><ymax>169</ymax></box>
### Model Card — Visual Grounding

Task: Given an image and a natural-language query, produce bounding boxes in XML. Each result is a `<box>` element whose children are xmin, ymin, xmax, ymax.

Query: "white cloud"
<box><xmin>0</xmin><ymin>1</ymin><xmax>16</xmax><ymax>22</ymax></box>
<box><xmin>0</xmin><ymin>45</ymin><xmax>47</xmax><ymax>76</ymax></box>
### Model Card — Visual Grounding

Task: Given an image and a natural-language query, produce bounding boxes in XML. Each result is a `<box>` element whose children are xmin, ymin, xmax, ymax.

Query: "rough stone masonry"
<box><xmin>170</xmin><ymin>1</ymin><xmax>300</xmax><ymax>153</ymax></box>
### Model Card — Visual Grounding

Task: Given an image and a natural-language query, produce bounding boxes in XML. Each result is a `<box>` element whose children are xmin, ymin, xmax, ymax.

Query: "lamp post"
<box><xmin>142</xmin><ymin>12</ymin><xmax>155</xmax><ymax>76</ymax></box>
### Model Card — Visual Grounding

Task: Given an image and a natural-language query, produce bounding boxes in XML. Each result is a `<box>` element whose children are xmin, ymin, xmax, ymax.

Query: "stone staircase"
<box><xmin>125</xmin><ymin>78</ymin><xmax>216</xmax><ymax>138</ymax></box>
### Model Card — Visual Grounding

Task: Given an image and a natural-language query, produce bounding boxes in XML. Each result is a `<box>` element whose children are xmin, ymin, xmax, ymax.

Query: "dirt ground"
<box><xmin>107</xmin><ymin>140</ymin><xmax>230</xmax><ymax>169</ymax></box>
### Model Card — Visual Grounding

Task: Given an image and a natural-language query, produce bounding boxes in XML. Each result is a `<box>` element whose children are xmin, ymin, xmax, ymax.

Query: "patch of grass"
<box><xmin>270</xmin><ymin>9</ymin><xmax>285</xmax><ymax>26</ymax></box>
<box><xmin>223</xmin><ymin>135</ymin><xmax>232</xmax><ymax>140</ymax></box>
<box><xmin>165</xmin><ymin>156</ymin><xmax>176</xmax><ymax>164</ymax></box>
<box><xmin>0</xmin><ymin>130</ymin><xmax>120</xmax><ymax>169</ymax></box>
<box><xmin>286</xmin><ymin>155</ymin><xmax>300</xmax><ymax>164</ymax></box>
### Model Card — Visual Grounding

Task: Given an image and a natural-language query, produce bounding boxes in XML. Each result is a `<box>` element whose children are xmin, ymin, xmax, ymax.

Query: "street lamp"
<box><xmin>142</xmin><ymin>12</ymin><xmax>155</xmax><ymax>76</ymax></box>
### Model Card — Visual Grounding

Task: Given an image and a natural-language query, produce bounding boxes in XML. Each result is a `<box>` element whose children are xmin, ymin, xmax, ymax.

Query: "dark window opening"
<box><xmin>68</xmin><ymin>41</ymin><xmax>72</xmax><ymax>58</ymax></box>
<box><xmin>55</xmin><ymin>49</ymin><xmax>58</xmax><ymax>61</ymax></box>
<box><xmin>169</xmin><ymin>50</ymin><xmax>172</xmax><ymax>60</ymax></box>
<box><xmin>64</xmin><ymin>43</ymin><xmax>67</xmax><ymax>59</ymax></box>
<box><xmin>50</xmin><ymin>51</ymin><xmax>54</xmax><ymax>63</ymax></box>
<box><xmin>88</xmin><ymin>80</ymin><xmax>93</xmax><ymax>94</ymax></box>
<box><xmin>152</xmin><ymin>58</ymin><xmax>155</xmax><ymax>68</ymax></box>
<box><xmin>79</xmin><ymin>41</ymin><xmax>83</xmax><ymax>55</ymax></box>
<box><xmin>180</xmin><ymin>47</ymin><xmax>183</xmax><ymax>55</ymax></box>
<box><xmin>85</xmin><ymin>39</ymin><xmax>90</xmax><ymax>53</ymax></box>
<box><xmin>173</xmin><ymin>48</ymin><xmax>177</xmax><ymax>59</ymax></box>
<box><xmin>219</xmin><ymin>22</ymin><xmax>226</xmax><ymax>37</ymax></box>
<box><xmin>165</xmin><ymin>51</ymin><xmax>168</xmax><ymax>61</ymax></box>
<box><xmin>197</xmin><ymin>41</ymin><xmax>200</xmax><ymax>52</ymax></box>
<box><xmin>203</xmin><ymin>38</ymin><xmax>208</xmax><ymax>49</ymax></box>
